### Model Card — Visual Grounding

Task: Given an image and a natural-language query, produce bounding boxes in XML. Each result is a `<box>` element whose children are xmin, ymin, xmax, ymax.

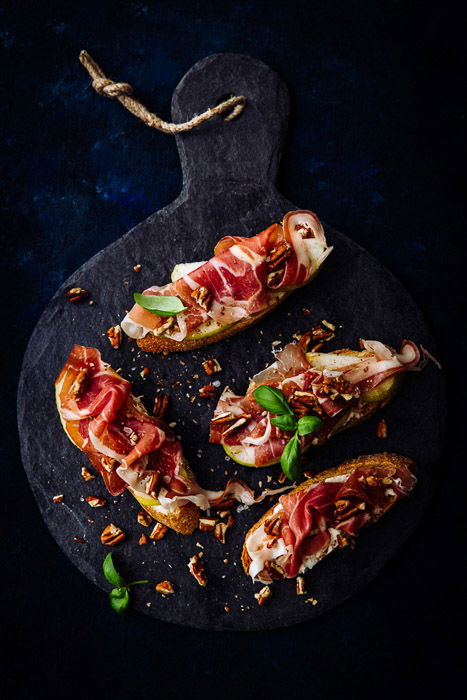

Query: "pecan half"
<box><xmin>202</xmin><ymin>358</ymin><xmax>222</xmax><ymax>375</ymax></box>
<box><xmin>199</xmin><ymin>384</ymin><xmax>217</xmax><ymax>399</ymax></box>
<box><xmin>188</xmin><ymin>554</ymin><xmax>208</xmax><ymax>586</ymax></box>
<box><xmin>66</xmin><ymin>287</ymin><xmax>89</xmax><ymax>303</ymax></box>
<box><xmin>106</xmin><ymin>325</ymin><xmax>122</xmax><ymax>349</ymax></box>
<box><xmin>100</xmin><ymin>523</ymin><xmax>126</xmax><ymax>546</ymax></box>
<box><xmin>153</xmin><ymin>393</ymin><xmax>169</xmax><ymax>418</ymax></box>
<box><xmin>137</xmin><ymin>510</ymin><xmax>153</xmax><ymax>527</ymax></box>
<box><xmin>155</xmin><ymin>580</ymin><xmax>175</xmax><ymax>595</ymax></box>
<box><xmin>85</xmin><ymin>496</ymin><xmax>107</xmax><ymax>508</ymax></box>
<box><xmin>69</xmin><ymin>368</ymin><xmax>89</xmax><ymax>401</ymax></box>
<box><xmin>149</xmin><ymin>522</ymin><xmax>168</xmax><ymax>540</ymax></box>
<box><xmin>266</xmin><ymin>269</ymin><xmax>285</xmax><ymax>287</ymax></box>
<box><xmin>191</xmin><ymin>286</ymin><xmax>212</xmax><ymax>311</ymax></box>
<box><xmin>254</xmin><ymin>585</ymin><xmax>273</xmax><ymax>606</ymax></box>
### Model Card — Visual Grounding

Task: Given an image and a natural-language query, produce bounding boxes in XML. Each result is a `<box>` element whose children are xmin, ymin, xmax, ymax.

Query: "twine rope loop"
<box><xmin>79</xmin><ymin>50</ymin><xmax>246</xmax><ymax>134</ymax></box>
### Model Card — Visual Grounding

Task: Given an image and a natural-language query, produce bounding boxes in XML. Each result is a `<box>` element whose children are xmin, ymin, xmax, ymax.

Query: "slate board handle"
<box><xmin>172</xmin><ymin>53</ymin><xmax>290</xmax><ymax>193</ymax></box>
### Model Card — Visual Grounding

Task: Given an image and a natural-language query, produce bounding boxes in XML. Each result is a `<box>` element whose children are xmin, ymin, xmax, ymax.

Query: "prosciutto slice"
<box><xmin>56</xmin><ymin>345</ymin><xmax>288</xmax><ymax>509</ymax></box>
<box><xmin>210</xmin><ymin>338</ymin><xmax>431</xmax><ymax>466</ymax></box>
<box><xmin>121</xmin><ymin>211</ymin><xmax>331</xmax><ymax>341</ymax></box>
<box><xmin>245</xmin><ymin>459</ymin><xmax>417</xmax><ymax>582</ymax></box>
<box><xmin>278</xmin><ymin>462</ymin><xmax>417</xmax><ymax>578</ymax></box>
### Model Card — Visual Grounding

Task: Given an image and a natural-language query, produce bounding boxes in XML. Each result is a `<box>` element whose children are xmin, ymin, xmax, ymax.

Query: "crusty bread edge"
<box><xmin>136</xmin><ymin>291</ymin><xmax>292</xmax><ymax>353</ymax></box>
<box><xmin>241</xmin><ymin>452</ymin><xmax>417</xmax><ymax>576</ymax></box>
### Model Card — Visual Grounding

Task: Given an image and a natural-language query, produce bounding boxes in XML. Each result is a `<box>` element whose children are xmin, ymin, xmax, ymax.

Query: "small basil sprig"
<box><xmin>103</xmin><ymin>553</ymin><xmax>148</xmax><ymax>615</ymax></box>
<box><xmin>253</xmin><ymin>385</ymin><xmax>322</xmax><ymax>481</ymax></box>
<box><xmin>133</xmin><ymin>292</ymin><xmax>187</xmax><ymax>317</ymax></box>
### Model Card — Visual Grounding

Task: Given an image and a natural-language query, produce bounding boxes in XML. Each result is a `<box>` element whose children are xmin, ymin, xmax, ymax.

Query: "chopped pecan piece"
<box><xmin>81</xmin><ymin>466</ymin><xmax>95</xmax><ymax>481</ymax></box>
<box><xmin>149</xmin><ymin>522</ymin><xmax>168</xmax><ymax>540</ymax></box>
<box><xmin>106</xmin><ymin>325</ymin><xmax>122</xmax><ymax>349</ymax></box>
<box><xmin>100</xmin><ymin>456</ymin><xmax>118</xmax><ymax>472</ymax></box>
<box><xmin>198</xmin><ymin>517</ymin><xmax>218</xmax><ymax>532</ymax></box>
<box><xmin>155</xmin><ymin>580</ymin><xmax>175</xmax><ymax>595</ymax></box>
<box><xmin>140</xmin><ymin>367</ymin><xmax>150</xmax><ymax>379</ymax></box>
<box><xmin>334</xmin><ymin>499</ymin><xmax>366</xmax><ymax>521</ymax></box>
<box><xmin>263</xmin><ymin>560</ymin><xmax>285</xmax><ymax>579</ymax></box>
<box><xmin>100</xmin><ymin>523</ymin><xmax>126</xmax><ymax>546</ymax></box>
<box><xmin>202</xmin><ymin>358</ymin><xmax>222</xmax><ymax>375</ymax></box>
<box><xmin>321</xmin><ymin>319</ymin><xmax>336</xmax><ymax>331</ymax></box>
<box><xmin>322</xmin><ymin>376</ymin><xmax>359</xmax><ymax>400</ymax></box>
<box><xmin>52</xmin><ymin>494</ymin><xmax>64</xmax><ymax>503</ymax></box>
<box><xmin>376</xmin><ymin>418</ymin><xmax>388</xmax><ymax>438</ymax></box>
<box><xmin>144</xmin><ymin>471</ymin><xmax>160</xmax><ymax>499</ymax></box>
<box><xmin>311</xmin><ymin>323</ymin><xmax>334</xmax><ymax>341</ymax></box>
<box><xmin>153</xmin><ymin>393</ymin><xmax>169</xmax><ymax>418</ymax></box>
<box><xmin>266</xmin><ymin>240</ymin><xmax>292</xmax><ymax>271</ymax></box>
<box><xmin>191</xmin><ymin>286</ymin><xmax>213</xmax><ymax>311</ymax></box>
<box><xmin>296</xmin><ymin>576</ymin><xmax>307</xmax><ymax>595</ymax></box>
<box><xmin>254</xmin><ymin>585</ymin><xmax>273</xmax><ymax>606</ymax></box>
<box><xmin>278</xmin><ymin>470</ymin><xmax>287</xmax><ymax>484</ymax></box>
<box><xmin>137</xmin><ymin>510</ymin><xmax>153</xmax><ymax>527</ymax></box>
<box><xmin>69</xmin><ymin>368</ymin><xmax>89</xmax><ymax>401</ymax></box>
<box><xmin>199</xmin><ymin>384</ymin><xmax>217</xmax><ymax>399</ymax></box>
<box><xmin>139</xmin><ymin>534</ymin><xmax>149</xmax><ymax>545</ymax></box>
<box><xmin>85</xmin><ymin>496</ymin><xmax>107</xmax><ymax>508</ymax></box>
<box><xmin>66</xmin><ymin>287</ymin><xmax>89</xmax><ymax>303</ymax></box>
<box><xmin>188</xmin><ymin>554</ymin><xmax>208</xmax><ymax>586</ymax></box>
<box><xmin>289</xmin><ymin>390</ymin><xmax>323</xmax><ymax>417</ymax></box>
<box><xmin>210</xmin><ymin>410</ymin><xmax>235</xmax><ymax>424</ymax></box>
<box><xmin>153</xmin><ymin>317</ymin><xmax>175</xmax><ymax>336</ymax></box>
<box><xmin>213</xmin><ymin>521</ymin><xmax>231</xmax><ymax>544</ymax></box>
<box><xmin>264</xmin><ymin>515</ymin><xmax>282</xmax><ymax>537</ymax></box>
<box><xmin>221</xmin><ymin>415</ymin><xmax>250</xmax><ymax>437</ymax></box>
<box><xmin>133</xmin><ymin>264</ymin><xmax>142</xmax><ymax>272</ymax></box>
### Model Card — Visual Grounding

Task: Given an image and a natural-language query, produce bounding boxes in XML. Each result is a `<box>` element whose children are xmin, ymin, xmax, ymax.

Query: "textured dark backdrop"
<box><xmin>1</xmin><ymin>1</ymin><xmax>465</xmax><ymax>698</ymax></box>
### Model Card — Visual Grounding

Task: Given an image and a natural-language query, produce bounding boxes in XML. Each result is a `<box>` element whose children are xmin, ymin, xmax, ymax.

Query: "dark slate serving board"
<box><xmin>17</xmin><ymin>54</ymin><xmax>445</xmax><ymax>631</ymax></box>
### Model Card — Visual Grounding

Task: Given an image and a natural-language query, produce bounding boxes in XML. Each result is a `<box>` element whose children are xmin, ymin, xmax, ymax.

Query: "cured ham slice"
<box><xmin>242</xmin><ymin>454</ymin><xmax>417</xmax><ymax>582</ymax></box>
<box><xmin>121</xmin><ymin>211</ymin><xmax>332</xmax><ymax>342</ymax></box>
<box><xmin>55</xmin><ymin>346</ymin><xmax>290</xmax><ymax>532</ymax></box>
<box><xmin>210</xmin><ymin>338</ymin><xmax>432</xmax><ymax>467</ymax></box>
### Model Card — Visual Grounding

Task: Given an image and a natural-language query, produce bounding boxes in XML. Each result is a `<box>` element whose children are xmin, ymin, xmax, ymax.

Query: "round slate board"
<box><xmin>17</xmin><ymin>54</ymin><xmax>445</xmax><ymax>631</ymax></box>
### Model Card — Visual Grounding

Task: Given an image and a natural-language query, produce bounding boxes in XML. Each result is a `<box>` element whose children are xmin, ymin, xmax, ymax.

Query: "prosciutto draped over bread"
<box><xmin>121</xmin><ymin>210</ymin><xmax>332</xmax><ymax>346</ymax></box>
<box><xmin>242</xmin><ymin>454</ymin><xmax>417</xmax><ymax>582</ymax></box>
<box><xmin>55</xmin><ymin>346</ymin><xmax>289</xmax><ymax>533</ymax></box>
<box><xmin>210</xmin><ymin>338</ymin><xmax>429</xmax><ymax>467</ymax></box>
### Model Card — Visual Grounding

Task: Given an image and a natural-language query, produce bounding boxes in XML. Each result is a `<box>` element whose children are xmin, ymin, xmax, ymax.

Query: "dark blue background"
<box><xmin>1</xmin><ymin>1</ymin><xmax>465</xmax><ymax>698</ymax></box>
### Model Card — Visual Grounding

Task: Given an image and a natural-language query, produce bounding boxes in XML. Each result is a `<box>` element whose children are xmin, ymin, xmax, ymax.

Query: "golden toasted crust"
<box><xmin>241</xmin><ymin>453</ymin><xmax>417</xmax><ymax>576</ymax></box>
<box><xmin>142</xmin><ymin>501</ymin><xmax>200</xmax><ymax>535</ymax></box>
<box><xmin>136</xmin><ymin>294</ymin><xmax>291</xmax><ymax>353</ymax></box>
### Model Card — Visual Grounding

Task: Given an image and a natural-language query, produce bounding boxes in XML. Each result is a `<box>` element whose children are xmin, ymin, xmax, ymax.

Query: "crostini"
<box><xmin>121</xmin><ymin>210</ymin><xmax>332</xmax><ymax>352</ymax></box>
<box><xmin>241</xmin><ymin>453</ymin><xmax>417</xmax><ymax>582</ymax></box>
<box><xmin>210</xmin><ymin>337</ymin><xmax>427</xmax><ymax>468</ymax></box>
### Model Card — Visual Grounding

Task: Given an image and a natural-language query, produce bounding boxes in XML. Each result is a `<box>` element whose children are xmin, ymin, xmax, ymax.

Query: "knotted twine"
<box><xmin>79</xmin><ymin>50</ymin><xmax>246</xmax><ymax>134</ymax></box>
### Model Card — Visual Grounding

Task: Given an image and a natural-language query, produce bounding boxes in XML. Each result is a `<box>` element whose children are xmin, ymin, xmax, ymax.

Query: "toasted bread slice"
<box><xmin>241</xmin><ymin>453</ymin><xmax>417</xmax><ymax>576</ymax></box>
<box><xmin>136</xmin><ymin>291</ymin><xmax>291</xmax><ymax>353</ymax></box>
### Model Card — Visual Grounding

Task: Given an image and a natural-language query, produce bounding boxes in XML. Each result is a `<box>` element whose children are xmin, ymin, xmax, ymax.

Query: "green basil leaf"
<box><xmin>109</xmin><ymin>587</ymin><xmax>130</xmax><ymax>615</ymax></box>
<box><xmin>297</xmin><ymin>415</ymin><xmax>323</xmax><ymax>436</ymax></box>
<box><xmin>103</xmin><ymin>553</ymin><xmax>127</xmax><ymax>587</ymax></box>
<box><xmin>280</xmin><ymin>433</ymin><xmax>301</xmax><ymax>481</ymax></box>
<box><xmin>253</xmin><ymin>385</ymin><xmax>293</xmax><ymax>416</ymax></box>
<box><xmin>133</xmin><ymin>293</ymin><xmax>187</xmax><ymax>316</ymax></box>
<box><xmin>271</xmin><ymin>414</ymin><xmax>298</xmax><ymax>432</ymax></box>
